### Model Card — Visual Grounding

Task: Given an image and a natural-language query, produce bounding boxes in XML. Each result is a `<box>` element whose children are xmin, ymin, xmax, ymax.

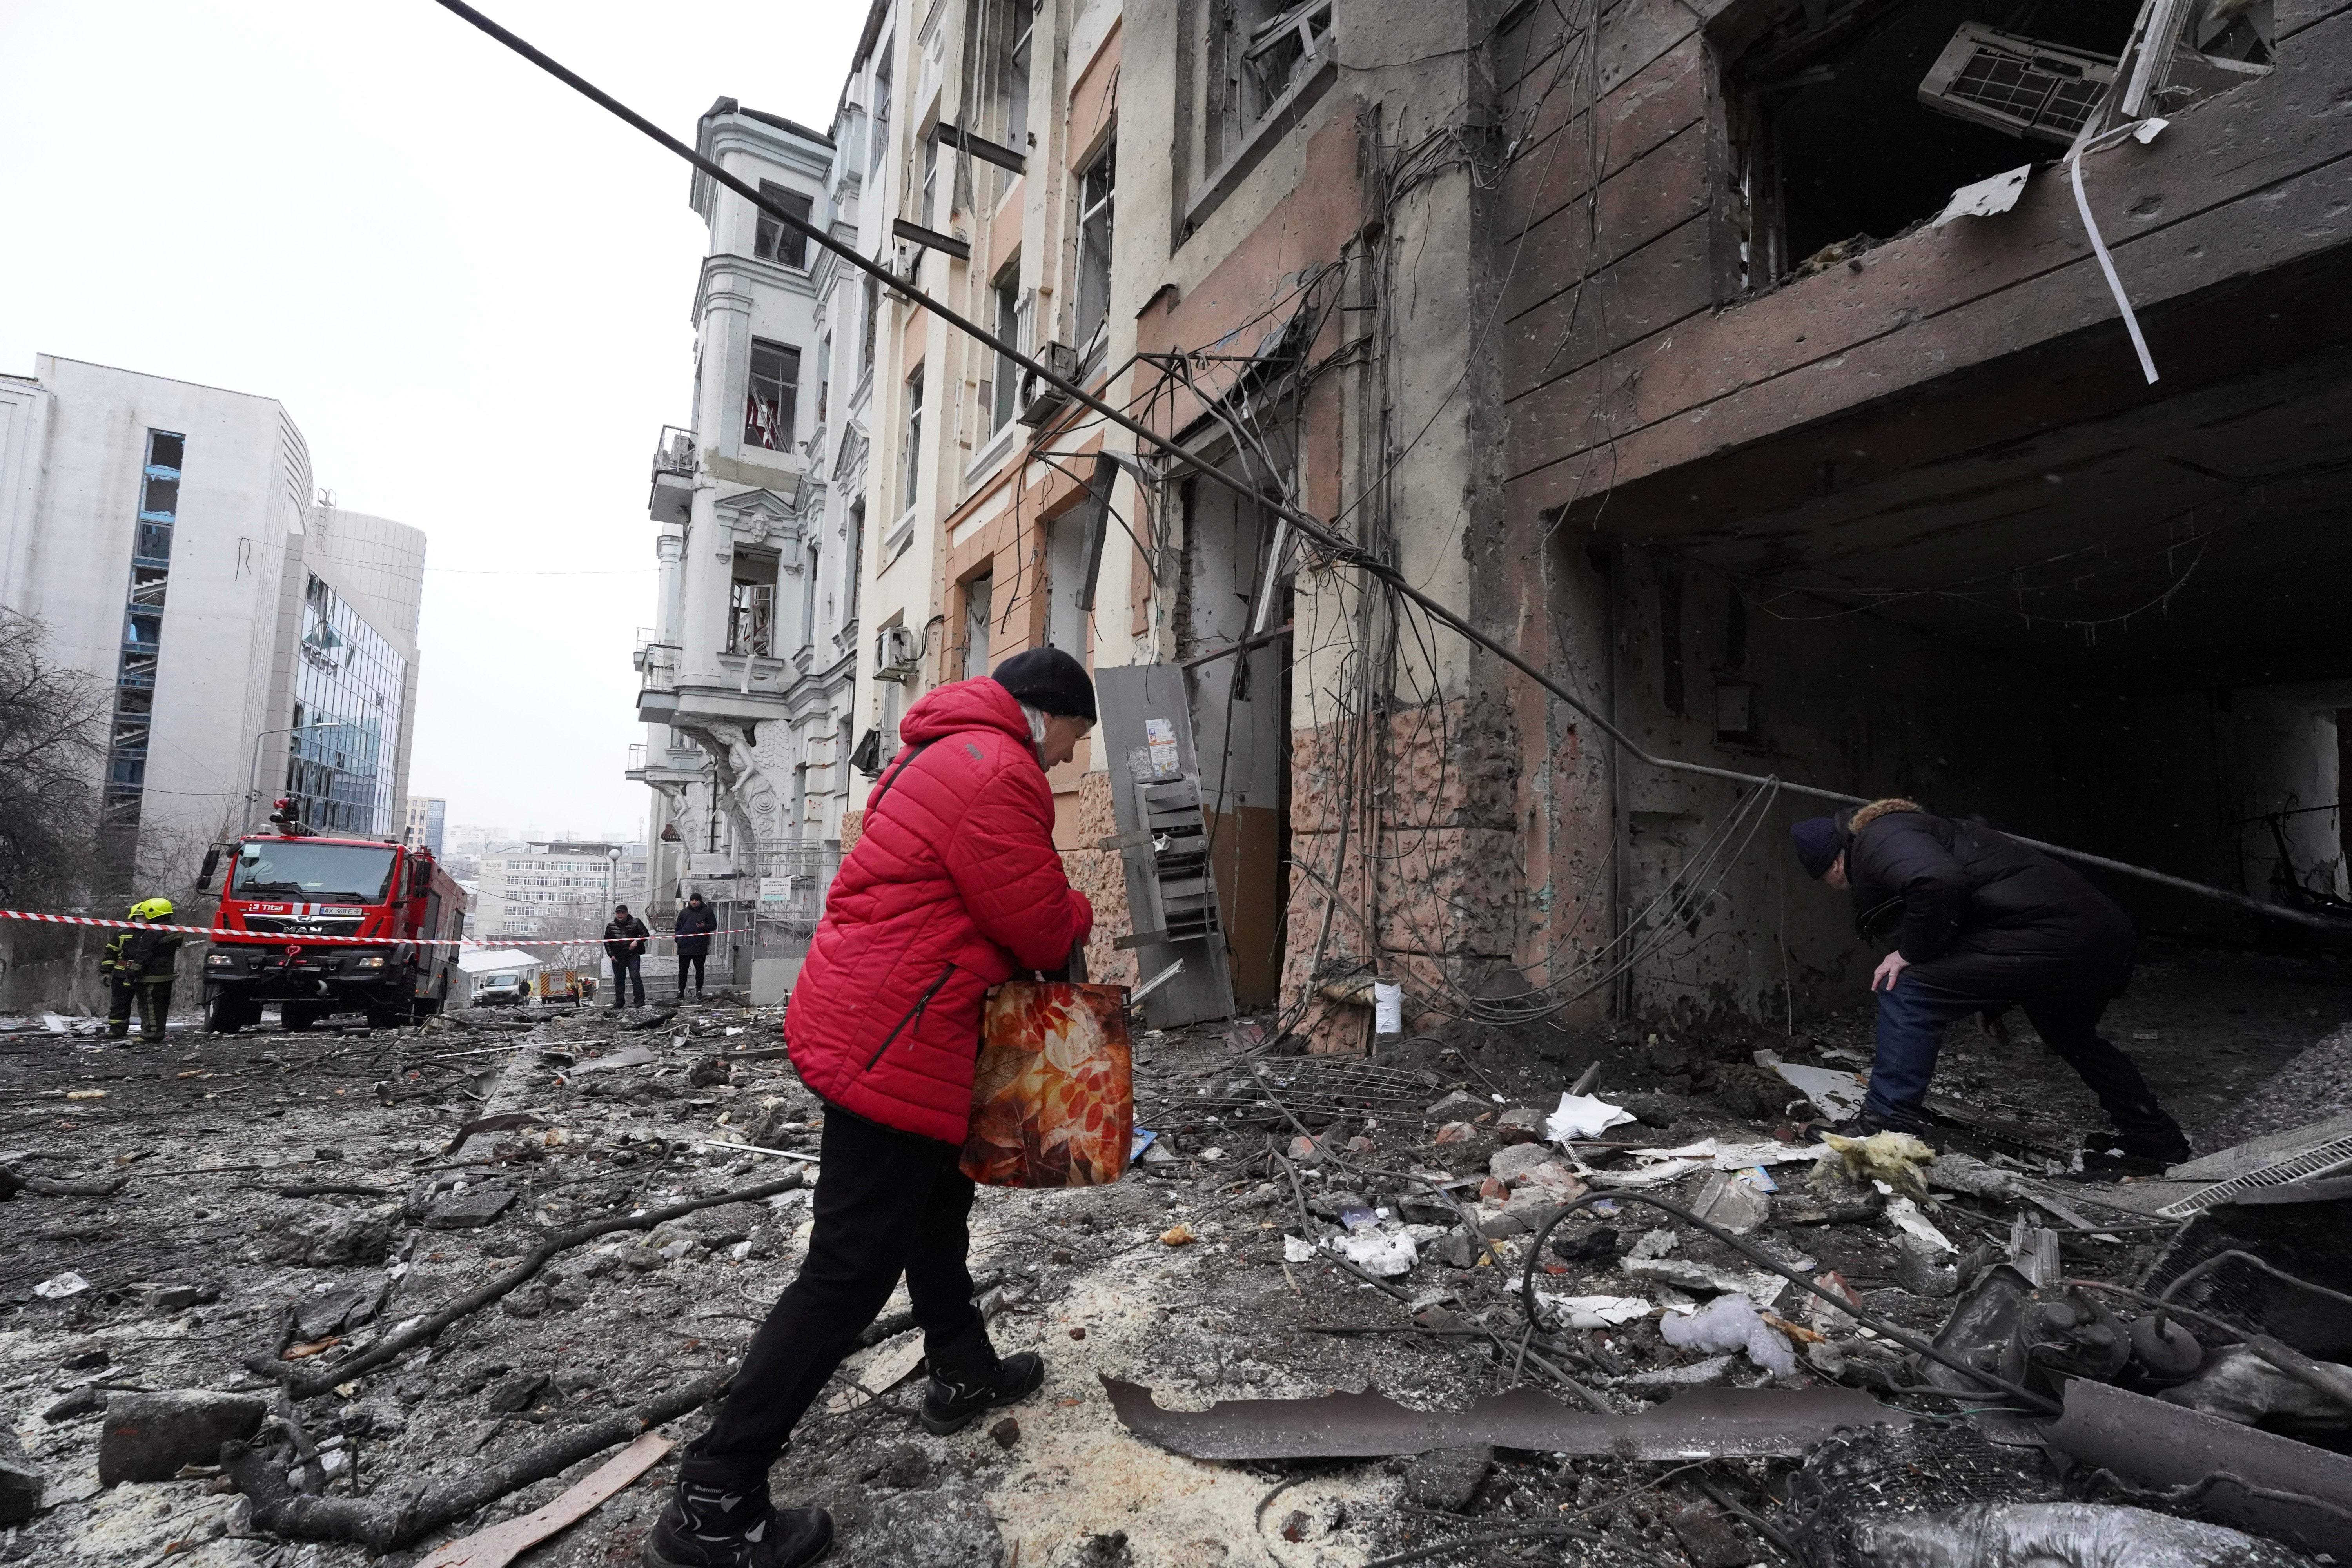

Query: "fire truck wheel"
<box><xmin>206</xmin><ymin>997</ymin><xmax>260</xmax><ymax>1034</ymax></box>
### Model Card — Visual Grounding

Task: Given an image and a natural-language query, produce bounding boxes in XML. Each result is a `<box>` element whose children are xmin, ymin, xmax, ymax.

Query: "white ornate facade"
<box><xmin>630</xmin><ymin>99</ymin><xmax>865</xmax><ymax>956</ymax></box>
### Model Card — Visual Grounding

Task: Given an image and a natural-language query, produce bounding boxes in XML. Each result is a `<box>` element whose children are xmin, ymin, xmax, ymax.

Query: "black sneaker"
<box><xmin>644</xmin><ymin>1479</ymin><xmax>832</xmax><ymax>1568</ymax></box>
<box><xmin>1802</xmin><ymin>1113</ymin><xmax>1893</xmax><ymax>1141</ymax></box>
<box><xmin>2118</xmin><ymin>1131</ymin><xmax>2193</xmax><ymax>1167</ymax></box>
<box><xmin>918</xmin><ymin>1350</ymin><xmax>1045</xmax><ymax>1436</ymax></box>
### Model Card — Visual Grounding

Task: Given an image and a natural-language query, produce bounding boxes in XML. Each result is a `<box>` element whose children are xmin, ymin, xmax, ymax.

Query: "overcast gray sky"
<box><xmin>0</xmin><ymin>0</ymin><xmax>863</xmax><ymax>842</ymax></box>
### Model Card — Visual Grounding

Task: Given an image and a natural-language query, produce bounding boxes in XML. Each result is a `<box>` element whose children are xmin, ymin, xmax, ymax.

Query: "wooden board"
<box><xmin>412</xmin><ymin>1432</ymin><xmax>670</xmax><ymax>1568</ymax></box>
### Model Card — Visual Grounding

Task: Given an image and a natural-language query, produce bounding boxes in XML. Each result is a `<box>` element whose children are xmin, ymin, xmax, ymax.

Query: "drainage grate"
<box><xmin>2156</xmin><ymin>1135</ymin><xmax>2352</xmax><ymax>1218</ymax></box>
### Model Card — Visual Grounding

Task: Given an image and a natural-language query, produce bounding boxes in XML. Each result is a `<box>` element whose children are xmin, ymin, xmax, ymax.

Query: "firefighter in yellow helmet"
<box><xmin>102</xmin><ymin>899</ymin><xmax>183</xmax><ymax>1044</ymax></box>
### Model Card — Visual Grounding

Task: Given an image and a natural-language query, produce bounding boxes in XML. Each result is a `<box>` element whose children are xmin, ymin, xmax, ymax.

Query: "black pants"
<box><xmin>682</xmin><ymin>1106</ymin><xmax>986</xmax><ymax>1488</ymax></box>
<box><xmin>677</xmin><ymin>953</ymin><xmax>706</xmax><ymax>995</ymax></box>
<box><xmin>1869</xmin><ymin>972</ymin><xmax>2183</xmax><ymax>1148</ymax></box>
<box><xmin>135</xmin><ymin>981</ymin><xmax>169</xmax><ymax>1040</ymax></box>
<box><xmin>608</xmin><ymin>954</ymin><xmax>644</xmax><ymax>1006</ymax></box>
<box><xmin>106</xmin><ymin>977</ymin><xmax>136</xmax><ymax>1034</ymax></box>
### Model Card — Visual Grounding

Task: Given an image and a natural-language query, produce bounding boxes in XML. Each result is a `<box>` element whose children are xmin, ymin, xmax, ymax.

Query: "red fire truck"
<box><xmin>197</xmin><ymin>812</ymin><xmax>468</xmax><ymax>1033</ymax></box>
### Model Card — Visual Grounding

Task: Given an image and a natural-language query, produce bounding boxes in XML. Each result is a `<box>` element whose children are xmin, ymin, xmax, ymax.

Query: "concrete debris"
<box><xmin>6</xmin><ymin>987</ymin><xmax>2348</xmax><ymax>1566</ymax></box>
<box><xmin>97</xmin><ymin>1389</ymin><xmax>267</xmax><ymax>1485</ymax></box>
<box><xmin>1692</xmin><ymin>1169</ymin><xmax>1772</xmax><ymax>1234</ymax></box>
<box><xmin>832</xmin><ymin>1474</ymin><xmax>1004</xmax><ymax>1568</ymax></box>
<box><xmin>0</xmin><ymin>1425</ymin><xmax>43</xmax><ymax>1525</ymax></box>
<box><xmin>427</xmin><ymin>1184</ymin><xmax>521</xmax><ymax>1229</ymax></box>
<box><xmin>1401</xmin><ymin>1443</ymin><xmax>1491</xmax><ymax>1512</ymax></box>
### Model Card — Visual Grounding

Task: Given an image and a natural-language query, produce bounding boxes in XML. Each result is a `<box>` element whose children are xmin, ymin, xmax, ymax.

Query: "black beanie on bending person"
<box><xmin>991</xmin><ymin>647</ymin><xmax>1098</xmax><ymax>723</ymax></box>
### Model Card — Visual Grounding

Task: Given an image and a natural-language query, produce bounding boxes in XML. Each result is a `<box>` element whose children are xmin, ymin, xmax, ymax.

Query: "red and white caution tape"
<box><xmin>0</xmin><ymin>907</ymin><xmax>753</xmax><ymax>951</ymax></box>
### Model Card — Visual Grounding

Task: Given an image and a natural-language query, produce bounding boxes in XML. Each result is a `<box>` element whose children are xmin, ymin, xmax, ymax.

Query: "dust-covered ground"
<box><xmin>2</xmin><ymin>934</ymin><xmax>2345</xmax><ymax>1567</ymax></box>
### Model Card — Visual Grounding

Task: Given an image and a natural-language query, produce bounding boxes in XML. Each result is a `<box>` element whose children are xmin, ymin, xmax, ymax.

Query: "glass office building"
<box><xmin>284</xmin><ymin>571</ymin><xmax>408</xmax><ymax>836</ymax></box>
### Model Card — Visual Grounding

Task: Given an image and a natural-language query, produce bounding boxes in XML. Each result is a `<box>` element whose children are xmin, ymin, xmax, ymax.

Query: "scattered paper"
<box><xmin>1545</xmin><ymin>1092</ymin><xmax>1635</xmax><ymax>1142</ymax></box>
<box><xmin>1589</xmin><ymin>1160</ymin><xmax>1704</xmax><ymax>1188</ymax></box>
<box><xmin>1933</xmin><ymin>164</ymin><xmax>2031</xmax><ymax>228</ymax></box>
<box><xmin>1542</xmin><ymin>1294</ymin><xmax>1653</xmax><ymax>1328</ymax></box>
<box><xmin>1709</xmin><ymin>1141</ymin><xmax>1830</xmax><ymax>1171</ymax></box>
<box><xmin>33</xmin><ymin>1271</ymin><xmax>90</xmax><ymax>1299</ymax></box>
<box><xmin>1283</xmin><ymin>1234</ymin><xmax>1317</xmax><ymax>1264</ymax></box>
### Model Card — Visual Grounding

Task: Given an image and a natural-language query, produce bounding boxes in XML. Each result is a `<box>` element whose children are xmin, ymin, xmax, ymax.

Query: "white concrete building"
<box><xmin>475</xmin><ymin>841</ymin><xmax>649</xmax><ymax>940</ymax></box>
<box><xmin>631</xmin><ymin>98</ymin><xmax>865</xmax><ymax>949</ymax></box>
<box><xmin>404</xmin><ymin>795</ymin><xmax>446</xmax><ymax>855</ymax></box>
<box><xmin>0</xmin><ymin>355</ymin><xmax>425</xmax><ymax>890</ymax></box>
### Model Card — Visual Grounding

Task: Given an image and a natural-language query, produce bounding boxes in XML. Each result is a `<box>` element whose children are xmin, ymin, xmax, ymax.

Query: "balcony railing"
<box><xmin>639</xmin><ymin>642</ymin><xmax>681</xmax><ymax>693</ymax></box>
<box><xmin>650</xmin><ymin>426</ymin><xmax>695</xmax><ymax>525</ymax></box>
<box><xmin>627</xmin><ymin>743</ymin><xmax>648</xmax><ymax>771</ymax></box>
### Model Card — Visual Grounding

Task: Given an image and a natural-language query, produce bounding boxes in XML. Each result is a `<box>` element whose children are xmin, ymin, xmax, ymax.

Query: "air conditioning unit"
<box><xmin>1918</xmin><ymin>22</ymin><xmax>2118</xmax><ymax>144</ymax></box>
<box><xmin>1015</xmin><ymin>342</ymin><xmax>1079</xmax><ymax>427</ymax></box>
<box><xmin>874</xmin><ymin>624</ymin><xmax>921</xmax><ymax>682</ymax></box>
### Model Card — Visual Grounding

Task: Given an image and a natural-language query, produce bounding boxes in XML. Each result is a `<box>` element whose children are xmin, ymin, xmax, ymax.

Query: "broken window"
<box><xmin>870</xmin><ymin>40</ymin><xmax>893</xmax><ymax>177</ymax></box>
<box><xmin>861</xmin><ymin>274</ymin><xmax>880</xmax><ymax>377</ymax></box>
<box><xmin>920</xmin><ymin>134</ymin><xmax>939</xmax><ymax>228</ymax></box>
<box><xmin>902</xmin><ymin>368</ymin><xmax>925</xmax><ymax>511</ymax></box>
<box><xmin>963</xmin><ymin>570</ymin><xmax>994</xmax><ymax>679</ymax></box>
<box><xmin>844</xmin><ymin>501</ymin><xmax>865</xmax><ymax>624</ymax></box>
<box><xmin>103</xmin><ymin>427</ymin><xmax>184</xmax><ymax>851</ymax></box>
<box><xmin>1207</xmin><ymin>0</ymin><xmax>1331</xmax><ymax>167</ymax></box>
<box><xmin>744</xmin><ymin>339</ymin><xmax>800</xmax><ymax>451</ymax></box>
<box><xmin>1074</xmin><ymin>143</ymin><xmax>1116</xmax><ymax>359</ymax></box>
<box><xmin>753</xmin><ymin>181</ymin><xmax>814</xmax><ymax>267</ymax></box>
<box><xmin>1728</xmin><ymin>0</ymin><xmax>2145</xmax><ymax>282</ymax></box>
<box><xmin>1002</xmin><ymin>0</ymin><xmax>1033</xmax><ymax>154</ymax></box>
<box><xmin>989</xmin><ymin>262</ymin><xmax>1022</xmax><ymax>433</ymax></box>
<box><xmin>800</xmin><ymin>538</ymin><xmax>821</xmax><ymax>652</ymax></box>
<box><xmin>730</xmin><ymin>553</ymin><xmax>779</xmax><ymax>657</ymax></box>
<box><xmin>1045</xmin><ymin>503</ymin><xmax>1091</xmax><ymax>653</ymax></box>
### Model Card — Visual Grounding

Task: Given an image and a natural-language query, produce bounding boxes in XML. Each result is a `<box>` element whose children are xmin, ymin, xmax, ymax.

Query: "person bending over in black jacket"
<box><xmin>1791</xmin><ymin>798</ymin><xmax>2189</xmax><ymax>1163</ymax></box>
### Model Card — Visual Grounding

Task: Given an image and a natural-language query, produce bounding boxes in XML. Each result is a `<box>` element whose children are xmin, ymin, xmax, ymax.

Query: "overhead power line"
<box><xmin>420</xmin><ymin>0</ymin><xmax>2345</xmax><ymax>934</ymax></box>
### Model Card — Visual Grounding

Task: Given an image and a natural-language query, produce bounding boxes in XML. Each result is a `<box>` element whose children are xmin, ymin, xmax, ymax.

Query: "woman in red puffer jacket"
<box><xmin>648</xmin><ymin>649</ymin><xmax>1095</xmax><ymax>1568</ymax></box>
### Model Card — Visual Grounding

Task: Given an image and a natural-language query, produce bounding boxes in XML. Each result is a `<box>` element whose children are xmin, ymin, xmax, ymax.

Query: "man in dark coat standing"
<box><xmin>672</xmin><ymin>892</ymin><xmax>717</xmax><ymax>1000</ymax></box>
<box><xmin>1792</xmin><ymin>798</ymin><xmax>2189</xmax><ymax>1162</ymax></box>
<box><xmin>644</xmin><ymin>648</ymin><xmax>1096</xmax><ymax>1568</ymax></box>
<box><xmin>602</xmin><ymin>904</ymin><xmax>650</xmax><ymax>1008</ymax></box>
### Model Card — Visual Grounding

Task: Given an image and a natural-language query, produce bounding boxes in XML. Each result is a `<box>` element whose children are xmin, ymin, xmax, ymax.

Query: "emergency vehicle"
<box><xmin>196</xmin><ymin>802</ymin><xmax>468</xmax><ymax>1032</ymax></box>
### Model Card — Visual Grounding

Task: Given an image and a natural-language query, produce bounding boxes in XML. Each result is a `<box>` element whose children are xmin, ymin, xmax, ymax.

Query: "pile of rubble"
<box><xmin>0</xmin><ymin>977</ymin><xmax>2345</xmax><ymax>1567</ymax></box>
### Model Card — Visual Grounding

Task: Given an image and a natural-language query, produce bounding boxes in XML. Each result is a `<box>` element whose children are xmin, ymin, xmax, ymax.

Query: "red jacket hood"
<box><xmin>900</xmin><ymin>677</ymin><xmax>1037</xmax><ymax>749</ymax></box>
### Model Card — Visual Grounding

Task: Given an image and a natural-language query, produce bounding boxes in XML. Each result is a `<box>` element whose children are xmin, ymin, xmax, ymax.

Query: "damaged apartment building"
<box><xmin>636</xmin><ymin>0</ymin><xmax>2351</xmax><ymax>1032</ymax></box>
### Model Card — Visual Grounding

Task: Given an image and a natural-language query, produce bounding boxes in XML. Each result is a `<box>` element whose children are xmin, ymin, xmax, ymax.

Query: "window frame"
<box><xmin>753</xmin><ymin>180</ymin><xmax>815</xmax><ymax>268</ymax></box>
<box><xmin>1074</xmin><ymin>142</ymin><xmax>1117</xmax><ymax>359</ymax></box>
<box><xmin>902</xmin><ymin>368</ymin><xmax>926</xmax><ymax>514</ymax></box>
<box><xmin>744</xmin><ymin>338</ymin><xmax>802</xmax><ymax>452</ymax></box>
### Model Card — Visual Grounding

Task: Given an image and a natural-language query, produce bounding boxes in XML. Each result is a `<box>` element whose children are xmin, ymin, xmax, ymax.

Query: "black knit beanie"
<box><xmin>991</xmin><ymin>646</ymin><xmax>1097</xmax><ymax>722</ymax></box>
